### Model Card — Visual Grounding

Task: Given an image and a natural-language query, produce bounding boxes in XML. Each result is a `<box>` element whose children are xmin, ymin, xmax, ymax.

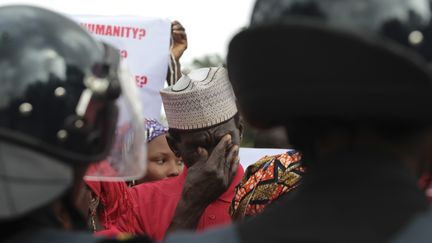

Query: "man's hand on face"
<box><xmin>183</xmin><ymin>134</ymin><xmax>240</xmax><ymax>206</ymax></box>
<box><xmin>168</xmin><ymin>134</ymin><xmax>239</xmax><ymax>232</ymax></box>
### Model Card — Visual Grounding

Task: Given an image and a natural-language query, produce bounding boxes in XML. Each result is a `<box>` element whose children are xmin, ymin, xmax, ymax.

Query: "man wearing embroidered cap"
<box><xmin>157</xmin><ymin>66</ymin><xmax>243</xmax><ymax>235</ymax></box>
<box><xmin>88</xmin><ymin>66</ymin><xmax>244</xmax><ymax>241</ymax></box>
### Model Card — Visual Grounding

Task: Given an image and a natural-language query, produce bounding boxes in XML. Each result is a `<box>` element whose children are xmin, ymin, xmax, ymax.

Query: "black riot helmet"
<box><xmin>0</xmin><ymin>5</ymin><xmax>147</xmax><ymax>220</ymax></box>
<box><xmin>0</xmin><ymin>5</ymin><xmax>122</xmax><ymax>164</ymax></box>
<box><xmin>227</xmin><ymin>0</ymin><xmax>432</xmax><ymax>128</ymax></box>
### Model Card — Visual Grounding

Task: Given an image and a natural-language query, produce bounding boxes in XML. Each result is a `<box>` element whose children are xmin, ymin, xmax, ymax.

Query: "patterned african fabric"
<box><xmin>229</xmin><ymin>150</ymin><xmax>305</xmax><ymax>220</ymax></box>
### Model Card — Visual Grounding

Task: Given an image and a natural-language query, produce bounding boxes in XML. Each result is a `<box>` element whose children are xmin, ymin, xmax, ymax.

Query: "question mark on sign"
<box><xmin>120</xmin><ymin>50</ymin><xmax>128</xmax><ymax>59</ymax></box>
<box><xmin>139</xmin><ymin>29</ymin><xmax>146</xmax><ymax>40</ymax></box>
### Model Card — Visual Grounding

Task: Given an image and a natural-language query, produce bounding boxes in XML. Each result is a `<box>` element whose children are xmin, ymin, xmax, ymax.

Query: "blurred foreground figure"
<box><xmin>165</xmin><ymin>0</ymin><xmax>432</xmax><ymax>242</ymax></box>
<box><xmin>0</xmin><ymin>5</ymin><xmax>150</xmax><ymax>243</ymax></box>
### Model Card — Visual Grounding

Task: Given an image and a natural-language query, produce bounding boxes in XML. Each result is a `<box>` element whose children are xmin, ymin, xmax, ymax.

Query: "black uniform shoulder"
<box><xmin>4</xmin><ymin>229</ymin><xmax>153</xmax><ymax>243</ymax></box>
<box><xmin>390</xmin><ymin>208</ymin><xmax>432</xmax><ymax>243</ymax></box>
<box><xmin>99</xmin><ymin>235</ymin><xmax>153</xmax><ymax>243</ymax></box>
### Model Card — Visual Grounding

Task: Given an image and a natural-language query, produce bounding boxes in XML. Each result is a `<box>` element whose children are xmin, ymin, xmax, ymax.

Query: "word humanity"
<box><xmin>80</xmin><ymin>23</ymin><xmax>146</xmax><ymax>40</ymax></box>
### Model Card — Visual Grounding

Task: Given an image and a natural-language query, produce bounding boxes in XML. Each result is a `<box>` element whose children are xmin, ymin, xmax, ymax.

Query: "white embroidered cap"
<box><xmin>160</xmin><ymin>66</ymin><xmax>238</xmax><ymax>130</ymax></box>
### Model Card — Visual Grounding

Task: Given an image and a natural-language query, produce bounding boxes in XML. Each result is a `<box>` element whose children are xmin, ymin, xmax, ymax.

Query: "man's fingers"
<box><xmin>212</xmin><ymin>134</ymin><xmax>232</xmax><ymax>167</ymax></box>
<box><xmin>219</xmin><ymin>134</ymin><xmax>232</xmax><ymax>149</ymax></box>
<box><xmin>172</xmin><ymin>30</ymin><xmax>186</xmax><ymax>36</ymax></box>
<box><xmin>225</xmin><ymin>145</ymin><xmax>239</xmax><ymax>179</ymax></box>
<box><xmin>230</xmin><ymin>155</ymin><xmax>240</xmax><ymax>182</ymax></box>
<box><xmin>195</xmin><ymin>147</ymin><xmax>209</xmax><ymax>164</ymax></box>
<box><xmin>214</xmin><ymin>134</ymin><xmax>232</xmax><ymax>154</ymax></box>
<box><xmin>171</xmin><ymin>20</ymin><xmax>180</xmax><ymax>27</ymax></box>
<box><xmin>172</xmin><ymin>25</ymin><xmax>185</xmax><ymax>31</ymax></box>
<box><xmin>172</xmin><ymin>31</ymin><xmax>187</xmax><ymax>42</ymax></box>
<box><xmin>172</xmin><ymin>21</ymin><xmax>185</xmax><ymax>31</ymax></box>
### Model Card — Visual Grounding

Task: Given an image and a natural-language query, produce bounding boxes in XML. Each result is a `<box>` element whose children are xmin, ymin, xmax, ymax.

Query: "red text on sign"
<box><xmin>135</xmin><ymin>75</ymin><xmax>148</xmax><ymax>88</ymax></box>
<box><xmin>120</xmin><ymin>49</ymin><xmax>128</xmax><ymax>59</ymax></box>
<box><xmin>80</xmin><ymin>23</ymin><xmax>146</xmax><ymax>40</ymax></box>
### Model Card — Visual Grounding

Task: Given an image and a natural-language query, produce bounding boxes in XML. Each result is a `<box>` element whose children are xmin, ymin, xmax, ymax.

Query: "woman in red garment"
<box><xmin>85</xmin><ymin>119</ymin><xmax>183</xmax><ymax>235</ymax></box>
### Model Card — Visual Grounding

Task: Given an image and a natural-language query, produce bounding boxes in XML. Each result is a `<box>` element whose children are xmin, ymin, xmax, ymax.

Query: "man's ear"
<box><xmin>166</xmin><ymin>132</ymin><xmax>182</xmax><ymax>158</ymax></box>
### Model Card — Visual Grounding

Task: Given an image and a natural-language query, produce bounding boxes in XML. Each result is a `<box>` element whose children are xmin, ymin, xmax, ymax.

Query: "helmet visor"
<box><xmin>85</xmin><ymin>60</ymin><xmax>147</xmax><ymax>181</ymax></box>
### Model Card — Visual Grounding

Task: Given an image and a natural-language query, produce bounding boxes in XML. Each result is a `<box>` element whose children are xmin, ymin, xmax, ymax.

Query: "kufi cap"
<box><xmin>160</xmin><ymin>67</ymin><xmax>238</xmax><ymax>130</ymax></box>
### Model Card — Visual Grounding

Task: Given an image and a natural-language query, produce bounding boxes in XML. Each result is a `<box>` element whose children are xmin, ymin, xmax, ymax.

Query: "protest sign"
<box><xmin>239</xmin><ymin>148</ymin><xmax>293</xmax><ymax>168</ymax></box>
<box><xmin>74</xmin><ymin>16</ymin><xmax>171</xmax><ymax>122</ymax></box>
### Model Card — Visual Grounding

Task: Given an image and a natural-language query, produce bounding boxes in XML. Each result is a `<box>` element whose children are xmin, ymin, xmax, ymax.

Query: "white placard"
<box><xmin>73</xmin><ymin>15</ymin><xmax>171</xmax><ymax>121</ymax></box>
<box><xmin>239</xmin><ymin>148</ymin><xmax>294</xmax><ymax>169</ymax></box>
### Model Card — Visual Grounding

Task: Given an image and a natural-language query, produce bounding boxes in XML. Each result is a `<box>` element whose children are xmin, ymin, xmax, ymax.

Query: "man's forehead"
<box><xmin>172</xmin><ymin>121</ymin><xmax>236</xmax><ymax>141</ymax></box>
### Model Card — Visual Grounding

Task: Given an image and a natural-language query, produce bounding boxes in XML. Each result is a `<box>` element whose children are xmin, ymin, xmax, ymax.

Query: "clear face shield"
<box><xmin>85</xmin><ymin>54</ymin><xmax>147</xmax><ymax>181</ymax></box>
<box><xmin>0</xmin><ymin>43</ymin><xmax>147</xmax><ymax>219</ymax></box>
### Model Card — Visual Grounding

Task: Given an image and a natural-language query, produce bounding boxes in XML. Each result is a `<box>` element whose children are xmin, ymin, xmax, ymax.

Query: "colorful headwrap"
<box><xmin>229</xmin><ymin>150</ymin><xmax>305</xmax><ymax>220</ymax></box>
<box><xmin>145</xmin><ymin>119</ymin><xmax>168</xmax><ymax>143</ymax></box>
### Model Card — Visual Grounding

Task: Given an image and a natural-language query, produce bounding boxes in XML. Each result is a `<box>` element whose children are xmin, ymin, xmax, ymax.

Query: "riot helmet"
<box><xmin>0</xmin><ymin>5</ymin><xmax>146</xmax><ymax>219</ymax></box>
